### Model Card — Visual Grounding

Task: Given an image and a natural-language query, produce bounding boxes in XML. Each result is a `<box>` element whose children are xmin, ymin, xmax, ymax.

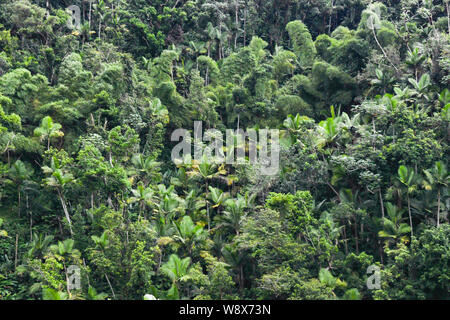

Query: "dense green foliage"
<box><xmin>0</xmin><ymin>0</ymin><xmax>448</xmax><ymax>300</ymax></box>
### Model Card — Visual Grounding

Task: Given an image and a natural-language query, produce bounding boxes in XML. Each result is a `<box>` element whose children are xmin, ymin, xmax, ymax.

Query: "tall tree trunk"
<box><xmin>243</xmin><ymin>8</ymin><xmax>247</xmax><ymax>46</ymax></box>
<box><xmin>234</xmin><ymin>1</ymin><xmax>239</xmax><ymax>48</ymax></box>
<box><xmin>379</xmin><ymin>189</ymin><xmax>385</xmax><ymax>219</ymax></box>
<box><xmin>378</xmin><ymin>240</ymin><xmax>384</xmax><ymax>265</ymax></box>
<box><xmin>354</xmin><ymin>217</ymin><xmax>359</xmax><ymax>254</ymax></box>
<box><xmin>371</xmin><ymin>27</ymin><xmax>398</xmax><ymax>72</ymax></box>
<box><xmin>437</xmin><ymin>189</ymin><xmax>441</xmax><ymax>227</ymax></box>
<box><xmin>239</xmin><ymin>264</ymin><xmax>244</xmax><ymax>292</ymax></box>
<box><xmin>57</xmin><ymin>188</ymin><xmax>73</xmax><ymax>235</ymax></box>
<box><xmin>14</xmin><ymin>234</ymin><xmax>18</xmax><ymax>269</ymax></box>
<box><xmin>89</xmin><ymin>1</ymin><xmax>92</xmax><ymax>28</ymax></box>
<box><xmin>407</xmin><ymin>195</ymin><xmax>413</xmax><ymax>238</ymax></box>
<box><xmin>206</xmin><ymin>180</ymin><xmax>210</xmax><ymax>231</ymax></box>
<box><xmin>105</xmin><ymin>273</ymin><xmax>116</xmax><ymax>299</ymax></box>
<box><xmin>343</xmin><ymin>225</ymin><xmax>348</xmax><ymax>255</ymax></box>
<box><xmin>17</xmin><ymin>185</ymin><xmax>21</xmax><ymax>217</ymax></box>
<box><xmin>63</xmin><ymin>262</ymin><xmax>71</xmax><ymax>296</ymax></box>
<box><xmin>447</xmin><ymin>1</ymin><xmax>450</xmax><ymax>35</ymax></box>
<box><xmin>27</xmin><ymin>194</ymin><xmax>32</xmax><ymax>240</ymax></box>
<box><xmin>328</xmin><ymin>0</ymin><xmax>334</xmax><ymax>35</ymax></box>
<box><xmin>46</xmin><ymin>0</ymin><xmax>50</xmax><ymax>17</ymax></box>
<box><xmin>98</xmin><ymin>17</ymin><xmax>102</xmax><ymax>40</ymax></box>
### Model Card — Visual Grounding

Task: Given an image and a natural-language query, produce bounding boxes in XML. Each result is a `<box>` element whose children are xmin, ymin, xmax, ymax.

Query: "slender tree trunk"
<box><xmin>206</xmin><ymin>181</ymin><xmax>210</xmax><ymax>231</ymax></box>
<box><xmin>378</xmin><ymin>240</ymin><xmax>384</xmax><ymax>265</ymax></box>
<box><xmin>243</xmin><ymin>8</ymin><xmax>247</xmax><ymax>46</ymax></box>
<box><xmin>446</xmin><ymin>1</ymin><xmax>450</xmax><ymax>35</ymax></box>
<box><xmin>437</xmin><ymin>189</ymin><xmax>441</xmax><ymax>227</ymax></box>
<box><xmin>14</xmin><ymin>234</ymin><xmax>18</xmax><ymax>269</ymax></box>
<box><xmin>343</xmin><ymin>225</ymin><xmax>348</xmax><ymax>255</ymax></box>
<box><xmin>105</xmin><ymin>273</ymin><xmax>116</xmax><ymax>299</ymax></box>
<box><xmin>407</xmin><ymin>195</ymin><xmax>413</xmax><ymax>238</ymax></box>
<box><xmin>83</xmin><ymin>259</ymin><xmax>90</xmax><ymax>288</ymax></box>
<box><xmin>27</xmin><ymin>194</ymin><xmax>32</xmax><ymax>240</ymax></box>
<box><xmin>63</xmin><ymin>262</ymin><xmax>71</xmax><ymax>297</ymax></box>
<box><xmin>239</xmin><ymin>264</ymin><xmax>244</xmax><ymax>292</ymax></box>
<box><xmin>234</xmin><ymin>1</ymin><xmax>239</xmax><ymax>48</ymax></box>
<box><xmin>89</xmin><ymin>1</ymin><xmax>92</xmax><ymax>28</ymax></box>
<box><xmin>98</xmin><ymin>18</ymin><xmax>101</xmax><ymax>40</ymax></box>
<box><xmin>107</xmin><ymin>196</ymin><xmax>113</xmax><ymax>208</ymax></box>
<box><xmin>17</xmin><ymin>185</ymin><xmax>21</xmax><ymax>217</ymax></box>
<box><xmin>46</xmin><ymin>0</ymin><xmax>50</xmax><ymax>17</ymax></box>
<box><xmin>371</xmin><ymin>27</ymin><xmax>398</xmax><ymax>72</ymax></box>
<box><xmin>218</xmin><ymin>23</ymin><xmax>222</xmax><ymax>60</ymax></box>
<box><xmin>172</xmin><ymin>0</ymin><xmax>180</xmax><ymax>9</ymax></box>
<box><xmin>328</xmin><ymin>0</ymin><xmax>334</xmax><ymax>35</ymax></box>
<box><xmin>57</xmin><ymin>188</ymin><xmax>73</xmax><ymax>235</ymax></box>
<box><xmin>379</xmin><ymin>189</ymin><xmax>385</xmax><ymax>219</ymax></box>
<box><xmin>361</xmin><ymin>222</ymin><xmax>364</xmax><ymax>243</ymax></box>
<box><xmin>58</xmin><ymin>217</ymin><xmax>63</xmax><ymax>236</ymax></box>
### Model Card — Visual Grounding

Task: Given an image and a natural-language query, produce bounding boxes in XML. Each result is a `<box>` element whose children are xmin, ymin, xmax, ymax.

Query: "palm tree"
<box><xmin>86</xmin><ymin>286</ymin><xmax>108</xmax><ymax>300</ymax></box>
<box><xmin>91</xmin><ymin>231</ymin><xmax>109</xmax><ymax>251</ymax></box>
<box><xmin>27</xmin><ymin>233</ymin><xmax>54</xmax><ymax>259</ymax></box>
<box><xmin>405</xmin><ymin>47</ymin><xmax>426</xmax><ymax>82</ymax></box>
<box><xmin>130</xmin><ymin>154</ymin><xmax>161</xmax><ymax>186</ymax></box>
<box><xmin>397</xmin><ymin>165</ymin><xmax>419</xmax><ymax>238</ymax></box>
<box><xmin>208</xmin><ymin>186</ymin><xmax>228</xmax><ymax>221</ymax></box>
<box><xmin>217</xmin><ymin>196</ymin><xmax>247</xmax><ymax>236</ymax></box>
<box><xmin>209</xmin><ymin>187</ymin><xmax>227</xmax><ymax>207</ymax></box>
<box><xmin>342</xmin><ymin>288</ymin><xmax>361</xmax><ymax>300</ymax></box>
<box><xmin>154</xmin><ymin>185</ymin><xmax>183</xmax><ymax>219</ymax></box>
<box><xmin>423</xmin><ymin>161</ymin><xmax>449</xmax><ymax>227</ymax></box>
<box><xmin>393</xmin><ymin>86</ymin><xmax>414</xmax><ymax>104</ymax></box>
<box><xmin>370</xmin><ymin>68</ymin><xmax>396</xmax><ymax>94</ymax></box>
<box><xmin>408</xmin><ymin>73</ymin><xmax>431</xmax><ymax>101</ymax></box>
<box><xmin>8</xmin><ymin>160</ymin><xmax>33</xmax><ymax>217</ymax></box>
<box><xmin>128</xmin><ymin>183</ymin><xmax>155</xmax><ymax>217</ymax></box>
<box><xmin>283</xmin><ymin>114</ymin><xmax>305</xmax><ymax>146</ymax></box>
<box><xmin>188</xmin><ymin>155</ymin><xmax>225</xmax><ymax>230</ymax></box>
<box><xmin>153</xmin><ymin>213</ymin><xmax>175</xmax><ymax>239</ymax></box>
<box><xmin>49</xmin><ymin>239</ymin><xmax>79</xmax><ymax>257</ymax></box>
<box><xmin>170</xmin><ymin>167</ymin><xmax>197</xmax><ymax>190</ymax></box>
<box><xmin>222</xmin><ymin>244</ymin><xmax>246</xmax><ymax>293</ymax></box>
<box><xmin>378</xmin><ymin>202</ymin><xmax>411</xmax><ymax>246</ymax></box>
<box><xmin>49</xmin><ymin>239</ymin><xmax>81</xmax><ymax>298</ymax></box>
<box><xmin>34</xmin><ymin>116</ymin><xmax>64</xmax><ymax>150</ymax></box>
<box><xmin>318</xmin><ymin>268</ymin><xmax>349</xmax><ymax>298</ymax></box>
<box><xmin>160</xmin><ymin>254</ymin><xmax>193</xmax><ymax>299</ymax></box>
<box><xmin>173</xmin><ymin>216</ymin><xmax>206</xmax><ymax>255</ymax></box>
<box><xmin>317</xmin><ymin>107</ymin><xmax>341</xmax><ymax>147</ymax></box>
<box><xmin>42</xmin><ymin>158</ymin><xmax>75</xmax><ymax>235</ymax></box>
<box><xmin>183</xmin><ymin>189</ymin><xmax>206</xmax><ymax>215</ymax></box>
<box><xmin>42</xmin><ymin>287</ymin><xmax>68</xmax><ymax>300</ymax></box>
